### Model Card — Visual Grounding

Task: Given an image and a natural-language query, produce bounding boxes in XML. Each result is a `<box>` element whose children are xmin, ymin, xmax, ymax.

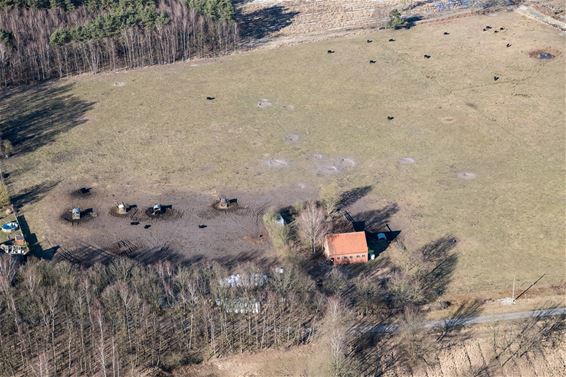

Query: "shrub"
<box><xmin>387</xmin><ymin>9</ymin><xmax>406</xmax><ymax>29</ymax></box>
<box><xmin>387</xmin><ymin>270</ymin><xmax>424</xmax><ymax>307</ymax></box>
<box><xmin>321</xmin><ymin>267</ymin><xmax>347</xmax><ymax>296</ymax></box>
<box><xmin>1</xmin><ymin>139</ymin><xmax>13</xmax><ymax>157</ymax></box>
<box><xmin>263</xmin><ymin>208</ymin><xmax>291</xmax><ymax>252</ymax></box>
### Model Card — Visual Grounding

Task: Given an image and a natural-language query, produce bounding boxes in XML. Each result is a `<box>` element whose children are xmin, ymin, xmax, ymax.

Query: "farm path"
<box><xmin>362</xmin><ymin>307</ymin><xmax>566</xmax><ymax>334</ymax></box>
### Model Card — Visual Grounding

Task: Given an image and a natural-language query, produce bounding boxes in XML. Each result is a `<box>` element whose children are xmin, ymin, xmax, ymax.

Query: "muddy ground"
<box><xmin>32</xmin><ymin>182</ymin><xmax>316</xmax><ymax>266</ymax></box>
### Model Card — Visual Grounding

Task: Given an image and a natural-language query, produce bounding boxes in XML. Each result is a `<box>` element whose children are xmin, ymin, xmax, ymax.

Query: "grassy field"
<box><xmin>1</xmin><ymin>11</ymin><xmax>564</xmax><ymax>298</ymax></box>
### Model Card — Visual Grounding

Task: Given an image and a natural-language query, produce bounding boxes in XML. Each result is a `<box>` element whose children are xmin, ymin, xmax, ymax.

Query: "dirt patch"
<box><xmin>109</xmin><ymin>204</ymin><xmax>137</xmax><ymax>218</ymax></box>
<box><xmin>144</xmin><ymin>205</ymin><xmax>182</xmax><ymax>220</ymax></box>
<box><xmin>285</xmin><ymin>133</ymin><xmax>300</xmax><ymax>143</ymax></box>
<box><xmin>112</xmin><ymin>81</ymin><xmax>126</xmax><ymax>87</ymax></box>
<box><xmin>211</xmin><ymin>197</ymin><xmax>240</xmax><ymax>211</ymax></box>
<box><xmin>316</xmin><ymin>156</ymin><xmax>356</xmax><ymax>175</ymax></box>
<box><xmin>242</xmin><ymin>233</ymin><xmax>267</xmax><ymax>246</ymax></box>
<box><xmin>60</xmin><ymin>208</ymin><xmax>97</xmax><ymax>224</ymax></box>
<box><xmin>457</xmin><ymin>171</ymin><xmax>477</xmax><ymax>180</ymax></box>
<box><xmin>196</xmin><ymin>208</ymin><xmax>221</xmax><ymax>220</ymax></box>
<box><xmin>69</xmin><ymin>187</ymin><xmax>94</xmax><ymax>199</ymax></box>
<box><xmin>33</xmin><ymin>183</ymin><xmax>315</xmax><ymax>266</ymax></box>
<box><xmin>337</xmin><ymin>157</ymin><xmax>356</xmax><ymax>168</ymax></box>
<box><xmin>264</xmin><ymin>158</ymin><xmax>289</xmax><ymax>168</ymax></box>
<box><xmin>441</xmin><ymin>116</ymin><xmax>456</xmax><ymax>124</ymax></box>
<box><xmin>257</xmin><ymin>98</ymin><xmax>273</xmax><ymax>108</ymax></box>
<box><xmin>317</xmin><ymin>164</ymin><xmax>339</xmax><ymax>175</ymax></box>
<box><xmin>399</xmin><ymin>157</ymin><xmax>416</xmax><ymax>164</ymax></box>
<box><xmin>528</xmin><ymin>48</ymin><xmax>558</xmax><ymax>60</ymax></box>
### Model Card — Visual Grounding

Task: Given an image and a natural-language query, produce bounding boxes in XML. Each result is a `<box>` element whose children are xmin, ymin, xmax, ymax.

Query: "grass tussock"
<box><xmin>0</xmin><ymin>181</ymin><xmax>10</xmax><ymax>208</ymax></box>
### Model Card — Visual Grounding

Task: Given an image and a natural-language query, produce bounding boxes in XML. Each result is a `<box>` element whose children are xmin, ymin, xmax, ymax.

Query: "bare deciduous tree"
<box><xmin>0</xmin><ymin>257</ymin><xmax>323</xmax><ymax>375</ymax></box>
<box><xmin>397</xmin><ymin>306</ymin><xmax>435</xmax><ymax>371</ymax></box>
<box><xmin>297</xmin><ymin>201</ymin><xmax>329</xmax><ymax>254</ymax></box>
<box><xmin>325</xmin><ymin>298</ymin><xmax>348</xmax><ymax>376</ymax></box>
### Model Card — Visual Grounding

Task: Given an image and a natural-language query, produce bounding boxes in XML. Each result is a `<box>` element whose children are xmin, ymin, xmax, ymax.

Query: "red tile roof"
<box><xmin>325</xmin><ymin>232</ymin><xmax>368</xmax><ymax>256</ymax></box>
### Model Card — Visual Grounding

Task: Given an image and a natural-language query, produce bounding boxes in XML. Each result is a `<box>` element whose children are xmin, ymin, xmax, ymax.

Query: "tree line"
<box><xmin>0</xmin><ymin>0</ymin><xmax>238</xmax><ymax>86</ymax></box>
<box><xmin>0</xmin><ymin>256</ymin><xmax>324</xmax><ymax>375</ymax></box>
<box><xmin>0</xmin><ymin>0</ymin><xmax>234</xmax><ymax>20</ymax></box>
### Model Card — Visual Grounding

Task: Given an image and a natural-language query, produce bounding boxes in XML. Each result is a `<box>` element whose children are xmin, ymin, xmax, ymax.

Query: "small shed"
<box><xmin>324</xmin><ymin>231</ymin><xmax>369</xmax><ymax>264</ymax></box>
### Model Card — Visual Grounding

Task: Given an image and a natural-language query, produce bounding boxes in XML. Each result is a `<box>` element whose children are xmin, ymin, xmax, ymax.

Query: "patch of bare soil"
<box><xmin>143</xmin><ymin>205</ymin><xmax>183</xmax><ymax>220</ymax></box>
<box><xmin>399</xmin><ymin>157</ymin><xmax>416</xmax><ymax>165</ymax></box>
<box><xmin>264</xmin><ymin>158</ymin><xmax>289</xmax><ymax>168</ymax></box>
<box><xmin>314</xmin><ymin>155</ymin><xmax>357</xmax><ymax>175</ymax></box>
<box><xmin>457</xmin><ymin>171</ymin><xmax>477</xmax><ymax>180</ymax></box>
<box><xmin>60</xmin><ymin>207</ymin><xmax>97</xmax><ymax>224</ymax></box>
<box><xmin>257</xmin><ymin>98</ymin><xmax>273</xmax><ymax>108</ymax></box>
<box><xmin>109</xmin><ymin>204</ymin><xmax>137</xmax><ymax>218</ymax></box>
<box><xmin>36</xmin><ymin>182</ymin><xmax>315</xmax><ymax>266</ymax></box>
<box><xmin>285</xmin><ymin>133</ymin><xmax>300</xmax><ymax>143</ymax></box>
<box><xmin>68</xmin><ymin>186</ymin><xmax>94</xmax><ymax>199</ymax></box>
<box><xmin>440</xmin><ymin>116</ymin><xmax>456</xmax><ymax>124</ymax></box>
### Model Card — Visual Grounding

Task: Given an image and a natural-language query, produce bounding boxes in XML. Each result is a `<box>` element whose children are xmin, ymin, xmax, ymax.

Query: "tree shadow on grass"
<box><xmin>54</xmin><ymin>243</ymin><xmax>189</xmax><ymax>267</ymax></box>
<box><xmin>349</xmin><ymin>235</ymin><xmax>460</xmax><ymax>375</ymax></box>
<box><xmin>475</xmin><ymin>303</ymin><xmax>566</xmax><ymax>376</ymax></box>
<box><xmin>212</xmin><ymin>250</ymin><xmax>276</xmax><ymax>270</ymax></box>
<box><xmin>418</xmin><ymin>235</ymin><xmax>458</xmax><ymax>303</ymax></box>
<box><xmin>54</xmin><ymin>242</ymin><xmax>277</xmax><ymax>270</ymax></box>
<box><xmin>0</xmin><ymin>82</ymin><xmax>93</xmax><ymax>157</ymax></box>
<box><xmin>435</xmin><ymin>299</ymin><xmax>484</xmax><ymax>345</ymax></box>
<box><xmin>351</xmin><ymin>203</ymin><xmax>399</xmax><ymax>232</ymax></box>
<box><xmin>236</xmin><ymin>5</ymin><xmax>299</xmax><ymax>41</ymax></box>
<box><xmin>337</xmin><ymin>185</ymin><xmax>373</xmax><ymax>210</ymax></box>
<box><xmin>403</xmin><ymin>15</ymin><xmax>423</xmax><ymax>29</ymax></box>
<box><xmin>347</xmin><ymin>323</ymin><xmax>401</xmax><ymax>376</ymax></box>
<box><xmin>11</xmin><ymin>180</ymin><xmax>60</xmax><ymax>209</ymax></box>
